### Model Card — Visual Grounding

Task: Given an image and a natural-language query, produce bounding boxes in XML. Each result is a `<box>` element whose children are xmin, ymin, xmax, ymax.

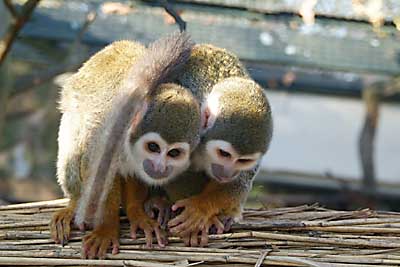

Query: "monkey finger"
<box><xmin>56</xmin><ymin>221</ymin><xmax>65</xmax><ymax>245</ymax></box>
<box><xmin>171</xmin><ymin>199</ymin><xmax>189</xmax><ymax>211</ymax></box>
<box><xmin>98</xmin><ymin>239</ymin><xmax>111</xmax><ymax>260</ymax></box>
<box><xmin>144</xmin><ymin>229</ymin><xmax>153</xmax><ymax>248</ymax></box>
<box><xmin>211</xmin><ymin>217</ymin><xmax>225</xmax><ymax>234</ymax></box>
<box><xmin>144</xmin><ymin>202</ymin><xmax>152</xmax><ymax>217</ymax></box>
<box><xmin>161</xmin><ymin>208</ymin><xmax>171</xmax><ymax>230</ymax></box>
<box><xmin>81</xmin><ymin>246</ymin><xmax>88</xmax><ymax>259</ymax></box>
<box><xmin>182</xmin><ymin>234</ymin><xmax>190</xmax><ymax>246</ymax></box>
<box><xmin>177</xmin><ymin>220</ymin><xmax>204</xmax><ymax>238</ymax></box>
<box><xmin>181</xmin><ymin>225</ymin><xmax>203</xmax><ymax>238</ymax></box>
<box><xmin>49</xmin><ymin>219</ymin><xmax>59</xmax><ymax>243</ymax></box>
<box><xmin>174</xmin><ymin>221</ymin><xmax>201</xmax><ymax>236</ymax></box>
<box><xmin>154</xmin><ymin>226</ymin><xmax>166</xmax><ymax>247</ymax></box>
<box><xmin>200</xmin><ymin>228</ymin><xmax>209</xmax><ymax>247</ymax></box>
<box><xmin>130</xmin><ymin>224</ymin><xmax>138</xmax><ymax>240</ymax></box>
<box><xmin>112</xmin><ymin>238</ymin><xmax>120</xmax><ymax>255</ymax></box>
<box><xmin>223</xmin><ymin>217</ymin><xmax>234</xmax><ymax>232</ymax></box>
<box><xmin>169</xmin><ymin>219</ymin><xmax>192</xmax><ymax>235</ymax></box>
<box><xmin>190</xmin><ymin>232</ymin><xmax>199</xmax><ymax>247</ymax></box>
<box><xmin>157</xmin><ymin>208</ymin><xmax>165</xmax><ymax>226</ymax></box>
<box><xmin>88</xmin><ymin>239</ymin><xmax>101</xmax><ymax>259</ymax></box>
<box><xmin>168</xmin><ymin>212</ymin><xmax>189</xmax><ymax>228</ymax></box>
<box><xmin>63</xmin><ymin>219</ymin><xmax>71</xmax><ymax>243</ymax></box>
<box><xmin>82</xmin><ymin>237</ymin><xmax>94</xmax><ymax>259</ymax></box>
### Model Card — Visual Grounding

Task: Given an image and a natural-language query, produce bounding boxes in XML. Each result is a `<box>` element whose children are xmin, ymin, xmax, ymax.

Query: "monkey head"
<box><xmin>194</xmin><ymin>77</ymin><xmax>273</xmax><ymax>183</ymax></box>
<box><xmin>122</xmin><ymin>83</ymin><xmax>201</xmax><ymax>186</ymax></box>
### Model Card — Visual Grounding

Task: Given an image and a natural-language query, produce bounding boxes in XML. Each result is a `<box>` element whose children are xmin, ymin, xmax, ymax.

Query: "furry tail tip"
<box><xmin>132</xmin><ymin>31</ymin><xmax>194</xmax><ymax>92</ymax></box>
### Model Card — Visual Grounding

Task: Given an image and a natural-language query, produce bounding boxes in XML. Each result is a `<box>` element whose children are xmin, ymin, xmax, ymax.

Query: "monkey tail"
<box><xmin>129</xmin><ymin>30</ymin><xmax>194</xmax><ymax>93</ymax></box>
<box><xmin>75</xmin><ymin>31</ymin><xmax>194</xmax><ymax>227</ymax></box>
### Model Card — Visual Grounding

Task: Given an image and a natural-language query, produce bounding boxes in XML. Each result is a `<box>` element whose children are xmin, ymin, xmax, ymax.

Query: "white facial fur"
<box><xmin>198</xmin><ymin>140</ymin><xmax>261</xmax><ymax>183</ymax></box>
<box><xmin>121</xmin><ymin>132</ymin><xmax>190</xmax><ymax>186</ymax></box>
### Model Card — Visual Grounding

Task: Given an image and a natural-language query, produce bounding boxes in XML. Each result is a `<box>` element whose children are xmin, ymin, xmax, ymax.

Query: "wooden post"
<box><xmin>359</xmin><ymin>84</ymin><xmax>381</xmax><ymax>205</ymax></box>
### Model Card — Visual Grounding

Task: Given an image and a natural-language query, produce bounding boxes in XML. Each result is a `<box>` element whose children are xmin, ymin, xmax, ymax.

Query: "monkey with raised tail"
<box><xmin>148</xmin><ymin>44</ymin><xmax>273</xmax><ymax>247</ymax></box>
<box><xmin>50</xmin><ymin>32</ymin><xmax>201</xmax><ymax>258</ymax></box>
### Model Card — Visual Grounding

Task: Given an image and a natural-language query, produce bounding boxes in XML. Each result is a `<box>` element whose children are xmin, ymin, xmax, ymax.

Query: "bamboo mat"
<box><xmin>1</xmin><ymin>199</ymin><xmax>400</xmax><ymax>266</ymax></box>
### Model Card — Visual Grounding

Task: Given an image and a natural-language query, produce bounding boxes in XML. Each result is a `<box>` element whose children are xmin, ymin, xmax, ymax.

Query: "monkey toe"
<box><xmin>129</xmin><ymin>213</ymin><xmax>166</xmax><ymax>247</ymax></box>
<box><xmin>82</xmin><ymin>229</ymin><xmax>119</xmax><ymax>259</ymax></box>
<box><xmin>50</xmin><ymin>208</ymin><xmax>74</xmax><ymax>245</ymax></box>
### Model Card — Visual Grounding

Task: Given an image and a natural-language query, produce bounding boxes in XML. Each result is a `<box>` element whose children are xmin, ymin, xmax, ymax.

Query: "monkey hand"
<box><xmin>168</xmin><ymin>197</ymin><xmax>225</xmax><ymax>247</ymax></box>
<box><xmin>82</xmin><ymin>225</ymin><xmax>119</xmax><ymax>259</ymax></box>
<box><xmin>128</xmin><ymin>209</ymin><xmax>168</xmax><ymax>248</ymax></box>
<box><xmin>50</xmin><ymin>205</ymin><xmax>76</xmax><ymax>245</ymax></box>
<box><xmin>144</xmin><ymin>196</ymin><xmax>172</xmax><ymax>230</ymax></box>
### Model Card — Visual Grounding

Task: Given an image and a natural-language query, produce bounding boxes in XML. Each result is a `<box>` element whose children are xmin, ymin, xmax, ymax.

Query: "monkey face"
<box><xmin>199</xmin><ymin>140</ymin><xmax>261</xmax><ymax>183</ymax></box>
<box><xmin>128</xmin><ymin>132</ymin><xmax>191</xmax><ymax>185</ymax></box>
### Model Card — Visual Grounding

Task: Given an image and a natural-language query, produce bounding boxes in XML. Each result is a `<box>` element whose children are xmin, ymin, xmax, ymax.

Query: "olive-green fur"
<box><xmin>58</xmin><ymin>39</ymin><xmax>200</xmax><ymax>198</ymax></box>
<box><xmin>61</xmin><ymin>40</ymin><xmax>147</xmax><ymax>115</ymax></box>
<box><xmin>176</xmin><ymin>44</ymin><xmax>272</xmax><ymax>155</ymax></box>
<box><xmin>177</xmin><ymin>44</ymin><xmax>249</xmax><ymax>100</ymax></box>
<box><xmin>131</xmin><ymin>83</ymin><xmax>200</xmax><ymax>147</ymax></box>
<box><xmin>159</xmin><ymin>45</ymin><xmax>272</xmax><ymax>214</ymax></box>
<box><xmin>163</xmin><ymin>169</ymin><xmax>210</xmax><ymax>202</ymax></box>
<box><xmin>59</xmin><ymin>41</ymin><xmax>147</xmax><ymax>196</ymax></box>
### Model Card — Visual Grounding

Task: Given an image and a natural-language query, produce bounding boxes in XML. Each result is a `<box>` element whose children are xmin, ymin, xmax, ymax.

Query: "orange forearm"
<box><xmin>192</xmin><ymin>179</ymin><xmax>241</xmax><ymax>216</ymax></box>
<box><xmin>122</xmin><ymin>176</ymin><xmax>149</xmax><ymax>217</ymax></box>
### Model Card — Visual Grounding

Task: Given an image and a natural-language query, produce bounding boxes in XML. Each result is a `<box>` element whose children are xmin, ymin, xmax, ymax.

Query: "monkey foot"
<box><xmin>168</xmin><ymin>198</ymin><xmax>224</xmax><ymax>247</ymax></box>
<box><xmin>129</xmin><ymin>212</ymin><xmax>168</xmax><ymax>248</ymax></box>
<box><xmin>50</xmin><ymin>207</ymin><xmax>75</xmax><ymax>245</ymax></box>
<box><xmin>82</xmin><ymin>227</ymin><xmax>119</xmax><ymax>259</ymax></box>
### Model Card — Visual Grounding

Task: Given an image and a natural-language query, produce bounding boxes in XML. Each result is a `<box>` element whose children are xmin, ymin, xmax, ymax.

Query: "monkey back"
<box><xmin>177</xmin><ymin>44</ymin><xmax>248</xmax><ymax>99</ymax></box>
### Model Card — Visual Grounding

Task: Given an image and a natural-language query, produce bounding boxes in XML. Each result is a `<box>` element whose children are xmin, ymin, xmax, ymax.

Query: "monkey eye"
<box><xmin>218</xmin><ymin>149</ymin><xmax>231</xmax><ymax>158</ymax></box>
<box><xmin>147</xmin><ymin>142</ymin><xmax>161</xmax><ymax>153</ymax></box>
<box><xmin>238</xmin><ymin>158</ymin><xmax>253</xmax><ymax>164</ymax></box>
<box><xmin>168</xmin><ymin>149</ymin><xmax>181</xmax><ymax>158</ymax></box>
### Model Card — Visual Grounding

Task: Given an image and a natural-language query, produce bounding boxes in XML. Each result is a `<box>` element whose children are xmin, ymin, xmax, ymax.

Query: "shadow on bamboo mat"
<box><xmin>1</xmin><ymin>199</ymin><xmax>400</xmax><ymax>266</ymax></box>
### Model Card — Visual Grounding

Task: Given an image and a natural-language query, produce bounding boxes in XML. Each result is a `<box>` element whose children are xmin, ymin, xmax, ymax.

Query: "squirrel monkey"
<box><xmin>50</xmin><ymin>32</ymin><xmax>200</xmax><ymax>258</ymax></box>
<box><xmin>148</xmin><ymin>44</ymin><xmax>273</xmax><ymax>246</ymax></box>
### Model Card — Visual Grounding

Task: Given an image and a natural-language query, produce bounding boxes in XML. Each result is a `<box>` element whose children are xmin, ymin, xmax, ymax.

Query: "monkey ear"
<box><xmin>200</xmin><ymin>102</ymin><xmax>217</xmax><ymax>134</ymax></box>
<box><xmin>131</xmin><ymin>101</ymin><xmax>149</xmax><ymax>130</ymax></box>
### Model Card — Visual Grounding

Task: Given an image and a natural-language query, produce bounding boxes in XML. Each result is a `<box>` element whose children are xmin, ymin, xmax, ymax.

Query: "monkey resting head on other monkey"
<box><xmin>145</xmin><ymin>44</ymin><xmax>273</xmax><ymax>247</ymax></box>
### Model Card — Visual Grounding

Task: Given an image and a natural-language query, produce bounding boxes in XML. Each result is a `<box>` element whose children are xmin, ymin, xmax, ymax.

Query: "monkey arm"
<box><xmin>82</xmin><ymin>174</ymin><xmax>121</xmax><ymax>259</ymax></box>
<box><xmin>122</xmin><ymin>177</ymin><xmax>167</xmax><ymax>247</ymax></box>
<box><xmin>168</xmin><ymin>167</ymin><xmax>257</xmax><ymax>246</ymax></box>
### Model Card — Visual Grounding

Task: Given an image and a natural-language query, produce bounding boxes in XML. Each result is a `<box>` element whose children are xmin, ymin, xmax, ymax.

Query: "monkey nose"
<box><xmin>211</xmin><ymin>164</ymin><xmax>236</xmax><ymax>183</ymax></box>
<box><xmin>143</xmin><ymin>159</ymin><xmax>172</xmax><ymax>180</ymax></box>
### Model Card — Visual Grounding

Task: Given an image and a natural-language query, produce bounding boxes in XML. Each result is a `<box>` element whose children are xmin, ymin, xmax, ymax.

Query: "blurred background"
<box><xmin>0</xmin><ymin>0</ymin><xmax>399</xmax><ymax>210</ymax></box>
